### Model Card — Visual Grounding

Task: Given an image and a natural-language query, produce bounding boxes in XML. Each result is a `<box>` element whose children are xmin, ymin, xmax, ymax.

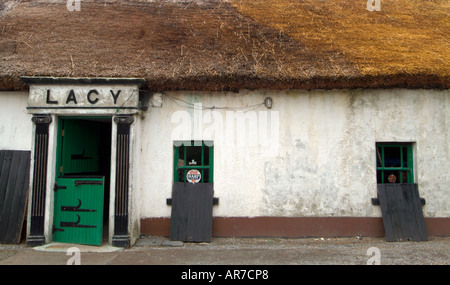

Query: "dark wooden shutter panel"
<box><xmin>0</xmin><ymin>150</ymin><xmax>31</xmax><ymax>243</ymax></box>
<box><xmin>170</xmin><ymin>182</ymin><xmax>214</xmax><ymax>242</ymax></box>
<box><xmin>377</xmin><ymin>184</ymin><xmax>428</xmax><ymax>242</ymax></box>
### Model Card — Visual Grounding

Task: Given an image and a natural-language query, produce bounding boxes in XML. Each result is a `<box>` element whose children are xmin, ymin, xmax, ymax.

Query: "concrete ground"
<box><xmin>0</xmin><ymin>236</ymin><xmax>448</xmax><ymax>266</ymax></box>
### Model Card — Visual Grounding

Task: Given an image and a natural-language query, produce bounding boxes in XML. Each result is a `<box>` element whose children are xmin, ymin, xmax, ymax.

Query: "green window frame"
<box><xmin>376</xmin><ymin>143</ymin><xmax>414</xmax><ymax>184</ymax></box>
<box><xmin>174</xmin><ymin>140</ymin><xmax>213</xmax><ymax>183</ymax></box>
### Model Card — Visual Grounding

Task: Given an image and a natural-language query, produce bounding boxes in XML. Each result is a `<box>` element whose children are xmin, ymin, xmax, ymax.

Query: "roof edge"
<box><xmin>20</xmin><ymin>76</ymin><xmax>146</xmax><ymax>87</ymax></box>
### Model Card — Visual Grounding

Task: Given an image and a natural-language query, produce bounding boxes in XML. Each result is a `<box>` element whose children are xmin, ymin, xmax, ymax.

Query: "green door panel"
<box><xmin>60</xmin><ymin>120</ymin><xmax>100</xmax><ymax>175</ymax></box>
<box><xmin>53</xmin><ymin>177</ymin><xmax>104</xmax><ymax>245</ymax></box>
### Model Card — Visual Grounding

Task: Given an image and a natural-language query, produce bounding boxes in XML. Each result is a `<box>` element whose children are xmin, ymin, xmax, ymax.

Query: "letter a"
<box><xmin>67</xmin><ymin>0</ymin><xmax>81</xmax><ymax>12</ymax></box>
<box><xmin>367</xmin><ymin>0</ymin><xmax>381</xmax><ymax>12</ymax></box>
<box><xmin>66</xmin><ymin>247</ymin><xmax>81</xmax><ymax>265</ymax></box>
<box><xmin>66</xmin><ymin>90</ymin><xmax>78</xmax><ymax>104</ymax></box>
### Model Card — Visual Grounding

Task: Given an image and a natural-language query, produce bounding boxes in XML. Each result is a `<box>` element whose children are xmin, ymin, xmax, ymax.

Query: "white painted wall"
<box><xmin>1</xmin><ymin>89</ymin><xmax>448</xmax><ymax>222</ymax></box>
<box><xmin>0</xmin><ymin>92</ymin><xmax>32</xmax><ymax>150</ymax></box>
<box><xmin>138</xmin><ymin>89</ymin><xmax>449</xmax><ymax>219</ymax></box>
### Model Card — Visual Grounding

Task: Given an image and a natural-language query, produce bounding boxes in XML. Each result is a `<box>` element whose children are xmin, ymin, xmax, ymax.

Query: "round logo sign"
<box><xmin>388</xmin><ymin>174</ymin><xmax>397</xmax><ymax>183</ymax></box>
<box><xmin>186</xmin><ymin>169</ymin><xmax>201</xmax><ymax>184</ymax></box>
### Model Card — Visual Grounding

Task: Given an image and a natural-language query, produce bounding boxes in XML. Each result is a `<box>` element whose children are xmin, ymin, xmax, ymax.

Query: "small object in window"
<box><xmin>388</xmin><ymin>174</ymin><xmax>397</xmax><ymax>183</ymax></box>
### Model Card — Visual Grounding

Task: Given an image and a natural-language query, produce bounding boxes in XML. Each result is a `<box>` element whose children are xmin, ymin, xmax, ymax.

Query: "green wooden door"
<box><xmin>53</xmin><ymin>177</ymin><xmax>104</xmax><ymax>245</ymax></box>
<box><xmin>53</xmin><ymin>118</ymin><xmax>107</xmax><ymax>246</ymax></box>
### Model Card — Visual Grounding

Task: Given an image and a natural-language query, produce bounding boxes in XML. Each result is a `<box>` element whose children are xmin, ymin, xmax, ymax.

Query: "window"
<box><xmin>174</xmin><ymin>141</ymin><xmax>213</xmax><ymax>183</ymax></box>
<box><xmin>376</xmin><ymin>143</ymin><xmax>414</xmax><ymax>184</ymax></box>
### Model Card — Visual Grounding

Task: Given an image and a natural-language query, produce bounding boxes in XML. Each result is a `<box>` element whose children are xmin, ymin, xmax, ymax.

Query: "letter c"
<box><xmin>87</xmin><ymin>90</ymin><xmax>99</xmax><ymax>104</ymax></box>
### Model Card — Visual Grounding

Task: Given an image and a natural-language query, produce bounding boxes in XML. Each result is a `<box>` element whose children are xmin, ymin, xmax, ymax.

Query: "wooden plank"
<box><xmin>385</xmin><ymin>184</ymin><xmax>404</xmax><ymax>241</ymax></box>
<box><xmin>377</xmin><ymin>185</ymin><xmax>391</xmax><ymax>240</ymax></box>
<box><xmin>169</xmin><ymin>184</ymin><xmax>178</xmax><ymax>240</ymax></box>
<box><xmin>400</xmin><ymin>184</ymin><xmax>416</xmax><ymax>241</ymax></box>
<box><xmin>0</xmin><ymin>151</ymin><xmax>14</xmax><ymax>213</ymax></box>
<box><xmin>0</xmin><ymin>151</ymin><xmax>5</xmax><ymax>179</ymax></box>
<box><xmin>395</xmin><ymin>184</ymin><xmax>411</xmax><ymax>240</ymax></box>
<box><xmin>179</xmin><ymin>183</ymin><xmax>189</xmax><ymax>240</ymax></box>
<box><xmin>194</xmin><ymin>183</ymin><xmax>213</xmax><ymax>242</ymax></box>
<box><xmin>196</xmin><ymin>183</ymin><xmax>207</xmax><ymax>241</ymax></box>
<box><xmin>203</xmin><ymin>183</ymin><xmax>214</xmax><ymax>242</ymax></box>
<box><xmin>407</xmin><ymin>184</ymin><xmax>428</xmax><ymax>241</ymax></box>
<box><xmin>170</xmin><ymin>182</ymin><xmax>186</xmax><ymax>241</ymax></box>
<box><xmin>0</xmin><ymin>150</ymin><xmax>31</xmax><ymax>244</ymax></box>
<box><xmin>186</xmin><ymin>182</ymin><xmax>197</xmax><ymax>241</ymax></box>
<box><xmin>378</xmin><ymin>184</ymin><xmax>400</xmax><ymax>241</ymax></box>
<box><xmin>405</xmin><ymin>184</ymin><xmax>425</xmax><ymax>241</ymax></box>
<box><xmin>192</xmin><ymin>183</ymin><xmax>204</xmax><ymax>242</ymax></box>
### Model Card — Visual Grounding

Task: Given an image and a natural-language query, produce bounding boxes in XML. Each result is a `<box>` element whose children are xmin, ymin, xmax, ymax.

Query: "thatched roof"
<box><xmin>0</xmin><ymin>0</ymin><xmax>448</xmax><ymax>91</ymax></box>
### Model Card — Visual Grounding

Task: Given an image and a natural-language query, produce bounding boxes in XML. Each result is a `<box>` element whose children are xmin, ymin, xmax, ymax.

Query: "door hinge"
<box><xmin>74</xmin><ymin>180</ymin><xmax>103</xmax><ymax>186</ymax></box>
<box><xmin>54</xmin><ymin>182</ymin><xmax>67</xmax><ymax>192</ymax></box>
<box><xmin>52</xmin><ymin>225</ymin><xmax>64</xmax><ymax>233</ymax></box>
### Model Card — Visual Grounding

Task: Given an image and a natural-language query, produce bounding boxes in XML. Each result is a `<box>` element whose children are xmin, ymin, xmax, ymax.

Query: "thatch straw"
<box><xmin>0</xmin><ymin>0</ymin><xmax>448</xmax><ymax>91</ymax></box>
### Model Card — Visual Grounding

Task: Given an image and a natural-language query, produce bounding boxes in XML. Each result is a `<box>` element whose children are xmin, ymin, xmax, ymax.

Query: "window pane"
<box><xmin>384</xmin><ymin>147</ymin><xmax>401</xmax><ymax>167</ymax></box>
<box><xmin>203</xmin><ymin>169</ymin><xmax>209</xmax><ymax>183</ymax></box>
<box><xmin>177</xmin><ymin>169</ymin><xmax>185</xmax><ymax>182</ymax></box>
<box><xmin>186</xmin><ymin>145</ymin><xmax>202</xmax><ymax>166</ymax></box>
<box><xmin>177</xmin><ymin>146</ymin><xmax>185</xmax><ymax>167</ymax></box>
<box><xmin>402</xmin><ymin>146</ymin><xmax>408</xmax><ymax>167</ymax></box>
<box><xmin>377</xmin><ymin>170</ymin><xmax>383</xmax><ymax>184</ymax></box>
<box><xmin>203</xmin><ymin>145</ymin><xmax>210</xmax><ymax>166</ymax></box>
<box><xmin>399</xmin><ymin>170</ymin><xmax>409</xmax><ymax>183</ymax></box>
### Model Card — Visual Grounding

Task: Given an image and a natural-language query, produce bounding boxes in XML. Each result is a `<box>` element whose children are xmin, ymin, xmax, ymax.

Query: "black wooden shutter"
<box><xmin>0</xmin><ymin>150</ymin><xmax>31</xmax><ymax>243</ymax></box>
<box><xmin>170</xmin><ymin>182</ymin><xmax>214</xmax><ymax>242</ymax></box>
<box><xmin>377</xmin><ymin>184</ymin><xmax>428</xmax><ymax>241</ymax></box>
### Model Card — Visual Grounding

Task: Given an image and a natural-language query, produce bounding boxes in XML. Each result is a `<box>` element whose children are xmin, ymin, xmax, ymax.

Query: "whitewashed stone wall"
<box><xmin>138</xmin><ymin>89</ymin><xmax>449</xmax><ymax>218</ymax></box>
<box><xmin>1</xmin><ymin>89</ymin><xmax>448</xmax><ymax>221</ymax></box>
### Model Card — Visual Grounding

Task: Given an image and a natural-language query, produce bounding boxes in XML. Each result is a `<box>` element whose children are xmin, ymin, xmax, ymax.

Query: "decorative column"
<box><xmin>27</xmin><ymin>115</ymin><xmax>52</xmax><ymax>246</ymax></box>
<box><xmin>112</xmin><ymin>115</ymin><xmax>133</xmax><ymax>247</ymax></box>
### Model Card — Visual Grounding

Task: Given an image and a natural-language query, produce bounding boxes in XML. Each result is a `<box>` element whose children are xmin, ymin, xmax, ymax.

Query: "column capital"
<box><xmin>113</xmin><ymin>115</ymin><xmax>134</xmax><ymax>124</ymax></box>
<box><xmin>31</xmin><ymin>114</ymin><xmax>52</xmax><ymax>124</ymax></box>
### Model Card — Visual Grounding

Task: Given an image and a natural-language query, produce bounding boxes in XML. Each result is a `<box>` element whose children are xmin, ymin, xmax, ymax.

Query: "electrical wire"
<box><xmin>163</xmin><ymin>93</ymin><xmax>266</xmax><ymax>113</ymax></box>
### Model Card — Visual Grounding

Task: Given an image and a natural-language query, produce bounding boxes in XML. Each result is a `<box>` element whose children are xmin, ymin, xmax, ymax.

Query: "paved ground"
<box><xmin>0</xmin><ymin>236</ymin><xmax>448</xmax><ymax>266</ymax></box>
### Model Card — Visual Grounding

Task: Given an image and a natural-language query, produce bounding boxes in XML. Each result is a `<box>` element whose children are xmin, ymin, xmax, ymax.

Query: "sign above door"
<box><xmin>22</xmin><ymin>77</ymin><xmax>146</xmax><ymax>114</ymax></box>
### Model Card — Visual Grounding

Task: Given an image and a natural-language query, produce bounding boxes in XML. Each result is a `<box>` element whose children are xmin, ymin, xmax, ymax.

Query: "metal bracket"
<box><xmin>166</xmin><ymin>197</ymin><xmax>219</xmax><ymax>205</ymax></box>
<box><xmin>54</xmin><ymin>182</ymin><xmax>67</xmax><ymax>192</ymax></box>
<box><xmin>60</xmin><ymin>214</ymin><xmax>96</xmax><ymax>228</ymax></box>
<box><xmin>61</xmin><ymin>199</ymin><xmax>97</xmax><ymax>212</ymax></box>
<box><xmin>74</xmin><ymin>180</ymin><xmax>103</xmax><ymax>186</ymax></box>
<box><xmin>372</xmin><ymin>197</ymin><xmax>426</xmax><ymax>206</ymax></box>
<box><xmin>52</xmin><ymin>225</ymin><xmax>64</xmax><ymax>233</ymax></box>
